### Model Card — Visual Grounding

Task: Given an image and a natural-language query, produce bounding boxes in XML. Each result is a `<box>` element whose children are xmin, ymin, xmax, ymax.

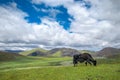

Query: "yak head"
<box><xmin>93</xmin><ymin>60</ymin><xmax>97</xmax><ymax>66</ymax></box>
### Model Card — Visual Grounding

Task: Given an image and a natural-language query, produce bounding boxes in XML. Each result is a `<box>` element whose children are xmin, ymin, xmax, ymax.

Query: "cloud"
<box><xmin>31</xmin><ymin>0</ymin><xmax>120</xmax><ymax>49</ymax></box>
<box><xmin>0</xmin><ymin>0</ymin><xmax>120</xmax><ymax>51</ymax></box>
<box><xmin>87</xmin><ymin>0</ymin><xmax>120</xmax><ymax>47</ymax></box>
<box><xmin>0</xmin><ymin>2</ymin><xmax>85</xmax><ymax>50</ymax></box>
<box><xmin>32</xmin><ymin>0</ymin><xmax>73</xmax><ymax>7</ymax></box>
<box><xmin>89</xmin><ymin>0</ymin><xmax>120</xmax><ymax>22</ymax></box>
<box><xmin>33</xmin><ymin>5</ymin><xmax>61</xmax><ymax>18</ymax></box>
<box><xmin>0</xmin><ymin>3</ymin><xmax>37</xmax><ymax>50</ymax></box>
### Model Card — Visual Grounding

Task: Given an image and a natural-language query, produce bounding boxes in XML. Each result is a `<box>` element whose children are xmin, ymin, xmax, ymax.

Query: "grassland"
<box><xmin>0</xmin><ymin>56</ymin><xmax>120</xmax><ymax>80</ymax></box>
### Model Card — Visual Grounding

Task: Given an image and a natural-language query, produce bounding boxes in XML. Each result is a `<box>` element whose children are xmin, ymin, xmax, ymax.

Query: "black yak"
<box><xmin>73</xmin><ymin>53</ymin><xmax>97</xmax><ymax>67</ymax></box>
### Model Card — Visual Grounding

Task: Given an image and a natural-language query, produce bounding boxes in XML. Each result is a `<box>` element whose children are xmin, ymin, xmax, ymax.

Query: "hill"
<box><xmin>97</xmin><ymin>47</ymin><xmax>120</xmax><ymax>58</ymax></box>
<box><xmin>20</xmin><ymin>48</ymin><xmax>48</xmax><ymax>56</ymax></box>
<box><xmin>20</xmin><ymin>48</ymin><xmax>81</xmax><ymax>57</ymax></box>
<box><xmin>19</xmin><ymin>47</ymin><xmax>120</xmax><ymax>58</ymax></box>
<box><xmin>80</xmin><ymin>50</ymin><xmax>95</xmax><ymax>54</ymax></box>
<box><xmin>0</xmin><ymin>51</ymin><xmax>24</xmax><ymax>61</ymax></box>
<box><xmin>79</xmin><ymin>50</ymin><xmax>96</xmax><ymax>57</ymax></box>
<box><xmin>47</xmin><ymin>48</ymin><xmax>80</xmax><ymax>57</ymax></box>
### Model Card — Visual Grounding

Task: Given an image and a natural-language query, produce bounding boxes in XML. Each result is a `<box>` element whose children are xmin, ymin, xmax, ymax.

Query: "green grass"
<box><xmin>51</xmin><ymin>51</ymin><xmax>62</xmax><ymax>57</ymax></box>
<box><xmin>0</xmin><ymin>64</ymin><xmax>119</xmax><ymax>80</ymax></box>
<box><xmin>0</xmin><ymin>57</ymin><xmax>71</xmax><ymax>71</ymax></box>
<box><xmin>0</xmin><ymin>57</ymin><xmax>120</xmax><ymax>80</ymax></box>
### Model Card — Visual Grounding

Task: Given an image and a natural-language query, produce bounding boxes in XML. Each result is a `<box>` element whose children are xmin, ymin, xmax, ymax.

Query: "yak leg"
<box><xmin>74</xmin><ymin>63</ymin><xmax>76</xmax><ymax>67</ymax></box>
<box><xmin>74</xmin><ymin>63</ymin><xmax>78</xmax><ymax>67</ymax></box>
<box><xmin>73</xmin><ymin>60</ymin><xmax>78</xmax><ymax>67</ymax></box>
<box><xmin>85</xmin><ymin>61</ymin><xmax>87</xmax><ymax>66</ymax></box>
<box><xmin>86</xmin><ymin>59</ymin><xmax>92</xmax><ymax>66</ymax></box>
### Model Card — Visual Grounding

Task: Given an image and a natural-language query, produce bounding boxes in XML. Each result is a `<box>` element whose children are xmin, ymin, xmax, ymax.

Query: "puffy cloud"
<box><xmin>88</xmin><ymin>0</ymin><xmax>120</xmax><ymax>23</ymax></box>
<box><xmin>31</xmin><ymin>0</ymin><xmax>120</xmax><ymax>49</ymax></box>
<box><xmin>0</xmin><ymin>3</ymin><xmax>36</xmax><ymax>50</ymax></box>
<box><xmin>32</xmin><ymin>0</ymin><xmax>73</xmax><ymax>6</ymax></box>
<box><xmin>0</xmin><ymin>3</ymin><xmax>36</xmax><ymax>43</ymax></box>
<box><xmin>87</xmin><ymin>0</ymin><xmax>120</xmax><ymax>47</ymax></box>
<box><xmin>0</xmin><ymin>0</ymin><xmax>120</xmax><ymax>51</ymax></box>
<box><xmin>33</xmin><ymin>5</ymin><xmax>61</xmax><ymax>18</ymax></box>
<box><xmin>0</xmin><ymin>2</ymin><xmax>89</xmax><ymax>50</ymax></box>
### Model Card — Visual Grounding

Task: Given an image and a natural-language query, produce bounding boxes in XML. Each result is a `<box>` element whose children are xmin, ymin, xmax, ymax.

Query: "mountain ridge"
<box><xmin>2</xmin><ymin>47</ymin><xmax>120</xmax><ymax>58</ymax></box>
<box><xmin>96</xmin><ymin>47</ymin><xmax>120</xmax><ymax>58</ymax></box>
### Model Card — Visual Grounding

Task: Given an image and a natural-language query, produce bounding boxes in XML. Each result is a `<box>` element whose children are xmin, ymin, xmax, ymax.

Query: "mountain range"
<box><xmin>20</xmin><ymin>48</ymin><xmax>81</xmax><ymax>57</ymax></box>
<box><xmin>0</xmin><ymin>47</ymin><xmax>120</xmax><ymax>61</ymax></box>
<box><xmin>20</xmin><ymin>47</ymin><xmax>120</xmax><ymax>58</ymax></box>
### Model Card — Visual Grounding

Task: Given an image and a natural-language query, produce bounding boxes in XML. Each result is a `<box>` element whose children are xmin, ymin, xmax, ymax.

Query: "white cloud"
<box><xmin>0</xmin><ymin>3</ymin><xmax>37</xmax><ymax>50</ymax></box>
<box><xmin>31</xmin><ymin>0</ymin><xmax>120</xmax><ymax>50</ymax></box>
<box><xmin>32</xmin><ymin>0</ymin><xmax>73</xmax><ymax>7</ymax></box>
<box><xmin>88</xmin><ymin>0</ymin><xmax>120</xmax><ymax>22</ymax></box>
<box><xmin>33</xmin><ymin>5</ymin><xmax>61</xmax><ymax>18</ymax></box>
<box><xmin>0</xmin><ymin>3</ymin><xmax>36</xmax><ymax>43</ymax></box>
<box><xmin>0</xmin><ymin>3</ymin><xmax>87</xmax><ymax>50</ymax></box>
<box><xmin>87</xmin><ymin>0</ymin><xmax>120</xmax><ymax>46</ymax></box>
<box><xmin>0</xmin><ymin>0</ymin><xmax>120</xmax><ymax>51</ymax></box>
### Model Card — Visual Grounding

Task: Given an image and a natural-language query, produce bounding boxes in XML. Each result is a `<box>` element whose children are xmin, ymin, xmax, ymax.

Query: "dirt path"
<box><xmin>0</xmin><ymin>66</ymin><xmax>69</xmax><ymax>72</ymax></box>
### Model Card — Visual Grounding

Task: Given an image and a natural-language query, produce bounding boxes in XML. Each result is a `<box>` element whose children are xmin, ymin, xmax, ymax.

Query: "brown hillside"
<box><xmin>47</xmin><ymin>48</ymin><xmax>81</xmax><ymax>56</ymax></box>
<box><xmin>97</xmin><ymin>47</ymin><xmax>120</xmax><ymax>58</ymax></box>
<box><xmin>0</xmin><ymin>51</ymin><xmax>24</xmax><ymax>61</ymax></box>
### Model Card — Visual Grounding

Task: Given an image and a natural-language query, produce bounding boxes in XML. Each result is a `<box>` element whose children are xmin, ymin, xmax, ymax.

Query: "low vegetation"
<box><xmin>0</xmin><ymin>56</ymin><xmax>120</xmax><ymax>80</ymax></box>
<box><xmin>0</xmin><ymin>47</ymin><xmax>120</xmax><ymax>80</ymax></box>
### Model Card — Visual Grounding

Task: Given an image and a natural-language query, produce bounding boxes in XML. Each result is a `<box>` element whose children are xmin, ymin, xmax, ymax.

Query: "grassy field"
<box><xmin>0</xmin><ymin>57</ymin><xmax>120</xmax><ymax>80</ymax></box>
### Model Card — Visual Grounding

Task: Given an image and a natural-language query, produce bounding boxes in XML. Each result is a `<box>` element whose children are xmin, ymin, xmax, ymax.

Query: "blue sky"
<box><xmin>0</xmin><ymin>0</ymin><xmax>72</xmax><ymax>30</ymax></box>
<box><xmin>0</xmin><ymin>0</ymin><xmax>120</xmax><ymax>51</ymax></box>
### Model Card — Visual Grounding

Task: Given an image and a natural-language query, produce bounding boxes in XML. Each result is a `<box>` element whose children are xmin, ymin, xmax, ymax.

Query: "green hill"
<box><xmin>20</xmin><ymin>48</ymin><xmax>81</xmax><ymax>57</ymax></box>
<box><xmin>20</xmin><ymin>48</ymin><xmax>48</xmax><ymax>56</ymax></box>
<box><xmin>51</xmin><ymin>51</ymin><xmax>62</xmax><ymax>57</ymax></box>
<box><xmin>19</xmin><ymin>48</ymin><xmax>97</xmax><ymax>57</ymax></box>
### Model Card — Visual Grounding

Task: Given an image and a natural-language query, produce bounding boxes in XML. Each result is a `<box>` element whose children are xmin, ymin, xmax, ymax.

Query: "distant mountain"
<box><xmin>20</xmin><ymin>47</ymin><xmax>120</xmax><ymax>58</ymax></box>
<box><xmin>97</xmin><ymin>47</ymin><xmax>120</xmax><ymax>58</ymax></box>
<box><xmin>79</xmin><ymin>50</ymin><xmax>96</xmax><ymax>57</ymax></box>
<box><xmin>47</xmin><ymin>48</ymin><xmax>81</xmax><ymax>57</ymax></box>
<box><xmin>20</xmin><ymin>48</ymin><xmax>48</xmax><ymax>56</ymax></box>
<box><xmin>20</xmin><ymin>48</ymin><xmax>81</xmax><ymax>57</ymax></box>
<box><xmin>80</xmin><ymin>50</ymin><xmax>95</xmax><ymax>54</ymax></box>
<box><xmin>27</xmin><ymin>51</ymin><xmax>46</xmax><ymax>56</ymax></box>
<box><xmin>5</xmin><ymin>50</ymin><xmax>23</xmax><ymax>53</ymax></box>
<box><xmin>2</xmin><ymin>47</ymin><xmax>120</xmax><ymax>58</ymax></box>
<box><xmin>0</xmin><ymin>51</ymin><xmax>24</xmax><ymax>61</ymax></box>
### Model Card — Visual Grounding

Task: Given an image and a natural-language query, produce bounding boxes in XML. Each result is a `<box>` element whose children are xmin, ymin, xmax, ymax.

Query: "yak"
<box><xmin>73</xmin><ymin>53</ymin><xmax>97</xmax><ymax>67</ymax></box>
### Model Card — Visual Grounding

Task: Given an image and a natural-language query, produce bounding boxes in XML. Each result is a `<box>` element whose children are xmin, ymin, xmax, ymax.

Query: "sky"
<box><xmin>0</xmin><ymin>0</ymin><xmax>120</xmax><ymax>51</ymax></box>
